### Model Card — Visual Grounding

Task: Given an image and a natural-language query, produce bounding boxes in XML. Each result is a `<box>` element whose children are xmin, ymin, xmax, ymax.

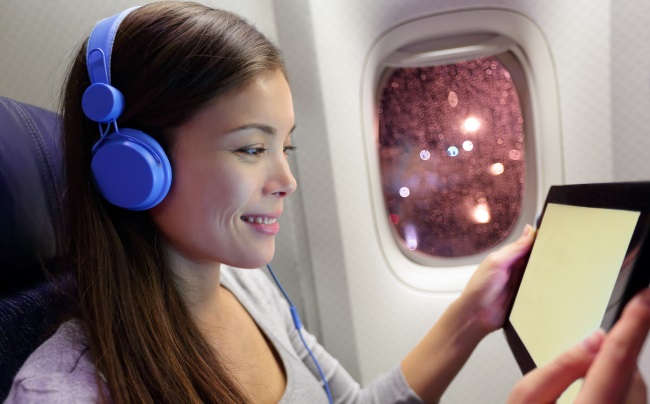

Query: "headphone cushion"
<box><xmin>91</xmin><ymin>129</ymin><xmax>172</xmax><ymax>210</ymax></box>
<box><xmin>82</xmin><ymin>83</ymin><xmax>125</xmax><ymax>123</ymax></box>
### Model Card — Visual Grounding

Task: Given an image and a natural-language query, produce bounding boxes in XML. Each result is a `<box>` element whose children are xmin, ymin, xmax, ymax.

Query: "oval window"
<box><xmin>377</xmin><ymin>56</ymin><xmax>526</xmax><ymax>258</ymax></box>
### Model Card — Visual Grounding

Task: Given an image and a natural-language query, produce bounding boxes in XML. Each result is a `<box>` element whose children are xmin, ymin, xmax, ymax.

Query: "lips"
<box><xmin>241</xmin><ymin>214</ymin><xmax>281</xmax><ymax>235</ymax></box>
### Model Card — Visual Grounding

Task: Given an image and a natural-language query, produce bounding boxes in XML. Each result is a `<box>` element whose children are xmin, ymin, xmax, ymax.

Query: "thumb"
<box><xmin>508</xmin><ymin>329</ymin><xmax>605</xmax><ymax>403</ymax></box>
<box><xmin>484</xmin><ymin>224</ymin><xmax>535</xmax><ymax>271</ymax></box>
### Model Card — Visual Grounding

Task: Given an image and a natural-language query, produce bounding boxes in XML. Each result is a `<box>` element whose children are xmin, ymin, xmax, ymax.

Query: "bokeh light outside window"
<box><xmin>378</xmin><ymin>56</ymin><xmax>525</xmax><ymax>258</ymax></box>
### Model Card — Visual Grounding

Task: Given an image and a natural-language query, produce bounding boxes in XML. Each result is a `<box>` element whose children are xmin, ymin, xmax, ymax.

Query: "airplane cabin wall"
<box><xmin>2</xmin><ymin>1</ymin><xmax>650</xmax><ymax>403</ymax></box>
<box><xmin>0</xmin><ymin>0</ymin><xmax>280</xmax><ymax>110</ymax></box>
<box><xmin>611</xmin><ymin>1</ymin><xmax>650</xmax><ymax>182</ymax></box>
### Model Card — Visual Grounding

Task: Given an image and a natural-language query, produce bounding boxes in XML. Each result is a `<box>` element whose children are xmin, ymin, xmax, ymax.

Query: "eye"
<box><xmin>283</xmin><ymin>145</ymin><xmax>297</xmax><ymax>155</ymax></box>
<box><xmin>237</xmin><ymin>146</ymin><xmax>267</xmax><ymax>156</ymax></box>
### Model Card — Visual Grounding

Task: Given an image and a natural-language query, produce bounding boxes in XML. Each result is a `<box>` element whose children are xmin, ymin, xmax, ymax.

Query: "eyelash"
<box><xmin>237</xmin><ymin>145</ymin><xmax>297</xmax><ymax>157</ymax></box>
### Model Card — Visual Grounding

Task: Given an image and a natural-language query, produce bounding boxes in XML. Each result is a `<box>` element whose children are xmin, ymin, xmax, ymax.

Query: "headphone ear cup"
<box><xmin>82</xmin><ymin>83</ymin><xmax>125</xmax><ymax>123</ymax></box>
<box><xmin>91</xmin><ymin>128</ymin><xmax>172</xmax><ymax>210</ymax></box>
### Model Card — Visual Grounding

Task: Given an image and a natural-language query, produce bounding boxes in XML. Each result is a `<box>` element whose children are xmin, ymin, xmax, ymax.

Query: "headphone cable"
<box><xmin>266</xmin><ymin>264</ymin><xmax>333</xmax><ymax>404</ymax></box>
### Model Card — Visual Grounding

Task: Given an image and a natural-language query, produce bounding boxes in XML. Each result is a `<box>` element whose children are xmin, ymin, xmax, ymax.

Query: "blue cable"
<box><xmin>266</xmin><ymin>264</ymin><xmax>333</xmax><ymax>404</ymax></box>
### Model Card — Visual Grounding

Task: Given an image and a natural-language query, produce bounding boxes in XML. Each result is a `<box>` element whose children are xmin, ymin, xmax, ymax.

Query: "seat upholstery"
<box><xmin>0</xmin><ymin>96</ymin><xmax>70</xmax><ymax>399</ymax></box>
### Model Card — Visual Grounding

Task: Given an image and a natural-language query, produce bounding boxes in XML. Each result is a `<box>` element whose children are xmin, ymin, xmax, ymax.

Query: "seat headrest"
<box><xmin>0</xmin><ymin>97</ymin><xmax>63</xmax><ymax>282</ymax></box>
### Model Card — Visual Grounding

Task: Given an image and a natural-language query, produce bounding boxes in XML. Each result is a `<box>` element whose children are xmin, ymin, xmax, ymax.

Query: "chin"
<box><xmin>225</xmin><ymin>250</ymin><xmax>275</xmax><ymax>269</ymax></box>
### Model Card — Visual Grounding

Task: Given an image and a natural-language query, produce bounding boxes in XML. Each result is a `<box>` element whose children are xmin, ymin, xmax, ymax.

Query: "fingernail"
<box><xmin>521</xmin><ymin>224</ymin><xmax>532</xmax><ymax>239</ymax></box>
<box><xmin>581</xmin><ymin>328</ymin><xmax>605</xmax><ymax>354</ymax></box>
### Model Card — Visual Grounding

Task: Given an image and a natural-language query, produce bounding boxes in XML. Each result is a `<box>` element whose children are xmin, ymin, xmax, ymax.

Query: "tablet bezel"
<box><xmin>503</xmin><ymin>181</ymin><xmax>650</xmax><ymax>374</ymax></box>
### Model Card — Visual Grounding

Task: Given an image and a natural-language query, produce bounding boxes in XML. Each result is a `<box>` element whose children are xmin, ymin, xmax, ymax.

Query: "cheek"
<box><xmin>150</xmin><ymin>160</ymin><xmax>210</xmax><ymax>230</ymax></box>
<box><xmin>153</xmin><ymin>154</ymin><xmax>261</xmax><ymax>228</ymax></box>
<box><xmin>187</xmin><ymin>161</ymin><xmax>259</xmax><ymax>220</ymax></box>
<box><xmin>213</xmin><ymin>173</ymin><xmax>257</xmax><ymax>215</ymax></box>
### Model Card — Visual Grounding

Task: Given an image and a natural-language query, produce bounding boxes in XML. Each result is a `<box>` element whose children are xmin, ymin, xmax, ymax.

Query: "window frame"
<box><xmin>361</xmin><ymin>9</ymin><xmax>564</xmax><ymax>292</ymax></box>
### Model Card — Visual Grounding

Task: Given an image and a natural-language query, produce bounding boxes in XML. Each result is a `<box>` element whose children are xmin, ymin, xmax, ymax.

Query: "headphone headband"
<box><xmin>86</xmin><ymin>7</ymin><xmax>139</xmax><ymax>86</ymax></box>
<box><xmin>84</xmin><ymin>6</ymin><xmax>172</xmax><ymax>211</ymax></box>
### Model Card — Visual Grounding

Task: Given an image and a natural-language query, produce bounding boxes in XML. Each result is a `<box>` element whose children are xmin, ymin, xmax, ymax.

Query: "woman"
<box><xmin>4</xmin><ymin>2</ymin><xmax>647</xmax><ymax>403</ymax></box>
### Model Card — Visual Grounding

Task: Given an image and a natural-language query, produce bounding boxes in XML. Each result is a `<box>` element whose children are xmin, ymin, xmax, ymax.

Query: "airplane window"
<box><xmin>377</xmin><ymin>56</ymin><xmax>525</xmax><ymax>258</ymax></box>
<box><xmin>364</xmin><ymin>10</ymin><xmax>560</xmax><ymax>290</ymax></box>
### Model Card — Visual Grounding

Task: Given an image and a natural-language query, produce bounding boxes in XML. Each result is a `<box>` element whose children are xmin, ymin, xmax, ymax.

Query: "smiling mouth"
<box><xmin>241</xmin><ymin>216</ymin><xmax>277</xmax><ymax>225</ymax></box>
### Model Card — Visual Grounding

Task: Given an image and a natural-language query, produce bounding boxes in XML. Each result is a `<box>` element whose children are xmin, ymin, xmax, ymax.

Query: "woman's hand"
<box><xmin>507</xmin><ymin>288</ymin><xmax>650</xmax><ymax>404</ymax></box>
<box><xmin>401</xmin><ymin>225</ymin><xmax>535</xmax><ymax>402</ymax></box>
<box><xmin>457</xmin><ymin>224</ymin><xmax>535</xmax><ymax>334</ymax></box>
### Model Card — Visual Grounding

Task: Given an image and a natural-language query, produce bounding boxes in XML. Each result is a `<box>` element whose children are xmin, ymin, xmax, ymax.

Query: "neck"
<box><xmin>166</xmin><ymin>246</ymin><xmax>224</xmax><ymax>327</ymax></box>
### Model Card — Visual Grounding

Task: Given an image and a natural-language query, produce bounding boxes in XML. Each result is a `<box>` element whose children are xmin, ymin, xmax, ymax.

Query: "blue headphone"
<box><xmin>83</xmin><ymin>7</ymin><xmax>172</xmax><ymax>211</ymax></box>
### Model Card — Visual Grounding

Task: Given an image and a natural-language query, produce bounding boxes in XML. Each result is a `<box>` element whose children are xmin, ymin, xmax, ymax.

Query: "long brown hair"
<box><xmin>60</xmin><ymin>2</ymin><xmax>286</xmax><ymax>402</ymax></box>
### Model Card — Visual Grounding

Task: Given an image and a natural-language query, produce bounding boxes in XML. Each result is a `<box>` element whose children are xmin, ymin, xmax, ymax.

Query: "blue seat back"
<box><xmin>0</xmin><ymin>96</ymin><xmax>70</xmax><ymax>399</ymax></box>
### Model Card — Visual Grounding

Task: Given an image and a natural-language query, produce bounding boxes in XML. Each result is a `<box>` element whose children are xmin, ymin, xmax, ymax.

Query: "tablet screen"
<box><xmin>510</xmin><ymin>203</ymin><xmax>639</xmax><ymax>364</ymax></box>
<box><xmin>508</xmin><ymin>203</ymin><xmax>640</xmax><ymax>402</ymax></box>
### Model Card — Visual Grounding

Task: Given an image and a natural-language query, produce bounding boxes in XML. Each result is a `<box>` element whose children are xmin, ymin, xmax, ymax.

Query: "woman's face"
<box><xmin>151</xmin><ymin>70</ymin><xmax>297</xmax><ymax>269</ymax></box>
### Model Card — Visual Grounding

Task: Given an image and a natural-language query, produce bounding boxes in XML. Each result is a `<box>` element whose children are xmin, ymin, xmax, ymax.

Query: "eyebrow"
<box><xmin>229</xmin><ymin>123</ymin><xmax>296</xmax><ymax>136</ymax></box>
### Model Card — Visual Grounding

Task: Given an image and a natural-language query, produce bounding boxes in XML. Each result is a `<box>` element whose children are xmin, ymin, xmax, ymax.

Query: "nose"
<box><xmin>267</xmin><ymin>154</ymin><xmax>297</xmax><ymax>198</ymax></box>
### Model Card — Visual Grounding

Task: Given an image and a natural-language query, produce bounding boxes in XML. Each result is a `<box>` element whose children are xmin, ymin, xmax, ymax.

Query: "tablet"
<box><xmin>504</xmin><ymin>182</ymin><xmax>650</xmax><ymax>382</ymax></box>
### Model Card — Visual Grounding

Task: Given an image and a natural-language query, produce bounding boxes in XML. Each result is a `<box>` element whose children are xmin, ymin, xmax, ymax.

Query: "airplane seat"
<box><xmin>0</xmin><ymin>96</ymin><xmax>72</xmax><ymax>399</ymax></box>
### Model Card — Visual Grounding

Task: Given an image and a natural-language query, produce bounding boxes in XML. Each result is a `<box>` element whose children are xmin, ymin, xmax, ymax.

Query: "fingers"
<box><xmin>507</xmin><ymin>329</ymin><xmax>605</xmax><ymax>404</ymax></box>
<box><xmin>575</xmin><ymin>288</ymin><xmax>650</xmax><ymax>404</ymax></box>
<box><xmin>484</xmin><ymin>224</ymin><xmax>535</xmax><ymax>309</ymax></box>
<box><xmin>465</xmin><ymin>224</ymin><xmax>535</xmax><ymax>297</ymax></box>
<box><xmin>461</xmin><ymin>225</ymin><xmax>536</xmax><ymax>331</ymax></box>
<box><xmin>623</xmin><ymin>369</ymin><xmax>647</xmax><ymax>404</ymax></box>
<box><xmin>484</xmin><ymin>225</ymin><xmax>535</xmax><ymax>271</ymax></box>
<box><xmin>507</xmin><ymin>288</ymin><xmax>650</xmax><ymax>404</ymax></box>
